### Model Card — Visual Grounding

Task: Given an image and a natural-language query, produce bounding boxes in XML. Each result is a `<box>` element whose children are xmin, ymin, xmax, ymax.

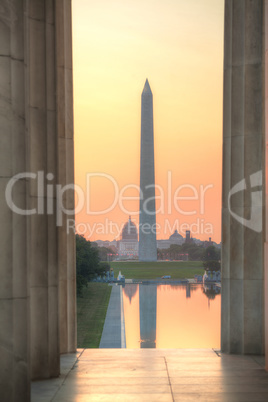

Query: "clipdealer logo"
<box><xmin>5</xmin><ymin>170</ymin><xmax>215</xmax><ymax>236</ymax></box>
<box><xmin>228</xmin><ymin>170</ymin><xmax>262</xmax><ymax>233</ymax></box>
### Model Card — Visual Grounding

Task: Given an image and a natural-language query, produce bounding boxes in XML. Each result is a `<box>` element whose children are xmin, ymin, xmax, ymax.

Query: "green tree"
<box><xmin>181</xmin><ymin>242</ymin><xmax>192</xmax><ymax>252</ymax></box>
<box><xmin>203</xmin><ymin>260</ymin><xmax>221</xmax><ymax>271</ymax></box>
<box><xmin>76</xmin><ymin>234</ymin><xmax>102</xmax><ymax>295</ymax></box>
<box><xmin>157</xmin><ymin>248</ymin><xmax>165</xmax><ymax>260</ymax></box>
<box><xmin>97</xmin><ymin>247</ymin><xmax>116</xmax><ymax>261</ymax></box>
<box><xmin>187</xmin><ymin>246</ymin><xmax>204</xmax><ymax>261</ymax></box>
<box><xmin>202</xmin><ymin>245</ymin><xmax>220</xmax><ymax>262</ymax></box>
<box><xmin>169</xmin><ymin>244</ymin><xmax>182</xmax><ymax>260</ymax></box>
<box><xmin>99</xmin><ymin>261</ymin><xmax>111</xmax><ymax>273</ymax></box>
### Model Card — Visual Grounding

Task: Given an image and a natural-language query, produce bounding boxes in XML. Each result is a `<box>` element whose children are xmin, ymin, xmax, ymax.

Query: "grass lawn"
<box><xmin>110</xmin><ymin>261</ymin><xmax>204</xmax><ymax>280</ymax></box>
<box><xmin>77</xmin><ymin>283</ymin><xmax>112</xmax><ymax>348</ymax></box>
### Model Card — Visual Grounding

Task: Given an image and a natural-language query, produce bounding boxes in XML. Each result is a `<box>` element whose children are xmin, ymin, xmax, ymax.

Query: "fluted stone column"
<box><xmin>0</xmin><ymin>1</ymin><xmax>29</xmax><ymax>400</ymax></box>
<box><xmin>264</xmin><ymin>0</ymin><xmax>268</xmax><ymax>371</ymax></box>
<box><xmin>221</xmin><ymin>0</ymin><xmax>264</xmax><ymax>354</ymax></box>
<box><xmin>26</xmin><ymin>0</ymin><xmax>61</xmax><ymax>379</ymax></box>
<box><xmin>0</xmin><ymin>0</ymin><xmax>76</xmax><ymax>393</ymax></box>
<box><xmin>26</xmin><ymin>0</ymin><xmax>76</xmax><ymax>378</ymax></box>
<box><xmin>56</xmin><ymin>0</ymin><xmax>77</xmax><ymax>354</ymax></box>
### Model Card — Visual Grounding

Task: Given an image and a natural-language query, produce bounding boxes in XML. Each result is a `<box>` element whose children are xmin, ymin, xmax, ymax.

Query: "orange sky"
<box><xmin>72</xmin><ymin>0</ymin><xmax>224</xmax><ymax>243</ymax></box>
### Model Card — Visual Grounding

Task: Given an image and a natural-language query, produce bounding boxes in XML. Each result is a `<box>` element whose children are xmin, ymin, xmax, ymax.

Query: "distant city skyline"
<box><xmin>94</xmin><ymin>215</ymin><xmax>221</xmax><ymax>257</ymax></box>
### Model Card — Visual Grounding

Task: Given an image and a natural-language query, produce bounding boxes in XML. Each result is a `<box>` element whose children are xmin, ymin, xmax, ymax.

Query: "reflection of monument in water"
<box><xmin>139</xmin><ymin>79</ymin><xmax>157</xmax><ymax>261</ymax></box>
<box><xmin>139</xmin><ymin>284</ymin><xmax>157</xmax><ymax>348</ymax></box>
<box><xmin>123</xmin><ymin>284</ymin><xmax>138</xmax><ymax>304</ymax></box>
<box><xmin>186</xmin><ymin>283</ymin><xmax>191</xmax><ymax>298</ymax></box>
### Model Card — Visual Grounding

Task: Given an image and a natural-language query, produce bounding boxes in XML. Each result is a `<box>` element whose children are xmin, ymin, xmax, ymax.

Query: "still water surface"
<box><xmin>123</xmin><ymin>283</ymin><xmax>220</xmax><ymax>349</ymax></box>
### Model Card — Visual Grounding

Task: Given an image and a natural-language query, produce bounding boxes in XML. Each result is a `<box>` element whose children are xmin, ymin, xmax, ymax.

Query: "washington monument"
<box><xmin>139</xmin><ymin>79</ymin><xmax>157</xmax><ymax>261</ymax></box>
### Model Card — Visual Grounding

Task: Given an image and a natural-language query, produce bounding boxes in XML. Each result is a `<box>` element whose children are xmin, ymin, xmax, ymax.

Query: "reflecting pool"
<box><xmin>122</xmin><ymin>283</ymin><xmax>221</xmax><ymax>348</ymax></box>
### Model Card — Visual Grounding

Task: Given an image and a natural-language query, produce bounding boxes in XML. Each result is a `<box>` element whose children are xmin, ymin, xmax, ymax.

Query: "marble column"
<box><xmin>221</xmin><ymin>0</ymin><xmax>264</xmax><ymax>354</ymax></box>
<box><xmin>27</xmin><ymin>0</ymin><xmax>76</xmax><ymax>377</ymax></box>
<box><xmin>55</xmin><ymin>0</ymin><xmax>77</xmax><ymax>354</ymax></box>
<box><xmin>0</xmin><ymin>0</ymin><xmax>76</xmax><ymax>395</ymax></box>
<box><xmin>0</xmin><ymin>1</ymin><xmax>29</xmax><ymax>400</ymax></box>
<box><xmin>264</xmin><ymin>0</ymin><xmax>268</xmax><ymax>371</ymax></box>
<box><xmin>26</xmin><ymin>0</ymin><xmax>60</xmax><ymax>379</ymax></box>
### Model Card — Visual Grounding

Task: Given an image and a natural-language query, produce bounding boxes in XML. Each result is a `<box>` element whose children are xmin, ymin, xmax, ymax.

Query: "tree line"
<box><xmin>76</xmin><ymin>234</ymin><xmax>110</xmax><ymax>295</ymax></box>
<box><xmin>157</xmin><ymin>243</ymin><xmax>220</xmax><ymax>262</ymax></box>
<box><xmin>76</xmin><ymin>234</ymin><xmax>221</xmax><ymax>294</ymax></box>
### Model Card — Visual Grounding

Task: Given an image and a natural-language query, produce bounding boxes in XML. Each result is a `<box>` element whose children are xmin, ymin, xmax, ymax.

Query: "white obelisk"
<box><xmin>139</xmin><ymin>79</ymin><xmax>157</xmax><ymax>261</ymax></box>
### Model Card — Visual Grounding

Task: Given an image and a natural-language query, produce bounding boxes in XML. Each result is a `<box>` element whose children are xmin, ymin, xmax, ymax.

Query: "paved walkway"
<box><xmin>99</xmin><ymin>284</ymin><xmax>126</xmax><ymax>348</ymax></box>
<box><xmin>31</xmin><ymin>349</ymin><xmax>268</xmax><ymax>401</ymax></box>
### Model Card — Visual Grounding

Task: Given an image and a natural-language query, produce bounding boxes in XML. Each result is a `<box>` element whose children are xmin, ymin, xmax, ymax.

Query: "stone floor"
<box><xmin>31</xmin><ymin>349</ymin><xmax>268</xmax><ymax>401</ymax></box>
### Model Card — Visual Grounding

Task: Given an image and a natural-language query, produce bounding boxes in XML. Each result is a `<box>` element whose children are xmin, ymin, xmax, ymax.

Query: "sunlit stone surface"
<box><xmin>31</xmin><ymin>349</ymin><xmax>268</xmax><ymax>401</ymax></box>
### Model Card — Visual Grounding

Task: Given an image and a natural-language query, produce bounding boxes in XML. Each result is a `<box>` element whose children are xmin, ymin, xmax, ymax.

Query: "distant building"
<box><xmin>157</xmin><ymin>230</ymin><xmax>184</xmax><ymax>250</ymax></box>
<box><xmin>95</xmin><ymin>240</ymin><xmax>111</xmax><ymax>248</ymax></box>
<box><xmin>192</xmin><ymin>238</ymin><xmax>202</xmax><ymax>246</ymax></box>
<box><xmin>109</xmin><ymin>240</ymin><xmax>119</xmax><ymax>250</ymax></box>
<box><xmin>169</xmin><ymin>230</ymin><xmax>184</xmax><ymax>245</ymax></box>
<box><xmin>94</xmin><ymin>231</ymin><xmax>221</xmax><ymax>254</ymax></box>
<box><xmin>157</xmin><ymin>239</ymin><xmax>171</xmax><ymax>250</ymax></box>
<box><xmin>185</xmin><ymin>230</ymin><xmax>192</xmax><ymax>244</ymax></box>
<box><xmin>203</xmin><ymin>237</ymin><xmax>216</xmax><ymax>248</ymax></box>
<box><xmin>119</xmin><ymin>216</ymin><xmax>138</xmax><ymax>259</ymax></box>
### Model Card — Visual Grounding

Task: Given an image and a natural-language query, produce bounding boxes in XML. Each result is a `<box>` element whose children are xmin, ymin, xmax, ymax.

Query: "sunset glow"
<box><xmin>122</xmin><ymin>284</ymin><xmax>221</xmax><ymax>348</ymax></box>
<box><xmin>72</xmin><ymin>0</ymin><xmax>224</xmax><ymax>242</ymax></box>
<box><xmin>156</xmin><ymin>285</ymin><xmax>220</xmax><ymax>348</ymax></box>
